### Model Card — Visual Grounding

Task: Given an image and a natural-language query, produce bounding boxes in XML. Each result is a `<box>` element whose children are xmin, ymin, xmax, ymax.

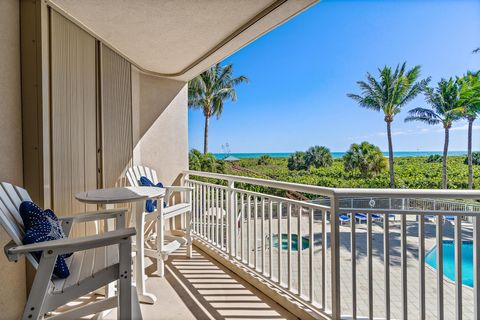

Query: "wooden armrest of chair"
<box><xmin>59</xmin><ymin>209</ymin><xmax>129</xmax><ymax>236</ymax></box>
<box><xmin>165</xmin><ymin>186</ymin><xmax>194</xmax><ymax>192</ymax></box>
<box><xmin>58</xmin><ymin>208</ymin><xmax>128</xmax><ymax>223</ymax></box>
<box><xmin>7</xmin><ymin>228</ymin><xmax>136</xmax><ymax>261</ymax></box>
<box><xmin>164</xmin><ymin>186</ymin><xmax>193</xmax><ymax>202</ymax></box>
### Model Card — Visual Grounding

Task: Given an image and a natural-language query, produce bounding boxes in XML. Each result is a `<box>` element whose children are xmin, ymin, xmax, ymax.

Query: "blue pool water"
<box><xmin>425</xmin><ymin>240</ymin><xmax>474</xmax><ymax>287</ymax></box>
<box><xmin>272</xmin><ymin>233</ymin><xmax>310</xmax><ymax>251</ymax></box>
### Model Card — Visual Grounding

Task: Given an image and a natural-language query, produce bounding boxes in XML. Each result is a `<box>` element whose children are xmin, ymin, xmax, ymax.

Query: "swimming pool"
<box><xmin>425</xmin><ymin>240</ymin><xmax>474</xmax><ymax>287</ymax></box>
<box><xmin>272</xmin><ymin>233</ymin><xmax>310</xmax><ymax>251</ymax></box>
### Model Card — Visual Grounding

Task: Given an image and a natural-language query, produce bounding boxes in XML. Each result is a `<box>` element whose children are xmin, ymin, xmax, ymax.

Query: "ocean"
<box><xmin>213</xmin><ymin>151</ymin><xmax>470</xmax><ymax>160</ymax></box>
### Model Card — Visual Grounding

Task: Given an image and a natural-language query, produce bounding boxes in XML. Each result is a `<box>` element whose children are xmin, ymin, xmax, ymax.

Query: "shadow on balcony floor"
<box><xmin>107</xmin><ymin>245</ymin><xmax>297</xmax><ymax>320</ymax></box>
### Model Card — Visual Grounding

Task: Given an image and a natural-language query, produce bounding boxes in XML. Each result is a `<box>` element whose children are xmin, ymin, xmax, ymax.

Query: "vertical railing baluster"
<box><xmin>455</xmin><ymin>215</ymin><xmax>462</xmax><ymax>320</ymax></box>
<box><xmin>474</xmin><ymin>214</ymin><xmax>480</xmax><ymax>320</ymax></box>
<box><xmin>351</xmin><ymin>212</ymin><xmax>357</xmax><ymax>319</ymax></box>
<box><xmin>309</xmin><ymin>208</ymin><xmax>314</xmax><ymax>304</ymax></box>
<box><xmin>227</xmin><ymin>180</ymin><xmax>235</xmax><ymax>258</ymax></box>
<box><xmin>298</xmin><ymin>206</ymin><xmax>303</xmax><ymax>297</ymax></box>
<box><xmin>241</xmin><ymin>193</ymin><xmax>245</xmax><ymax>262</ymax></box>
<box><xmin>193</xmin><ymin>184</ymin><xmax>197</xmax><ymax>234</ymax></box>
<box><xmin>247</xmin><ymin>195</ymin><xmax>251</xmax><ymax>266</ymax></box>
<box><xmin>384</xmin><ymin>212</ymin><xmax>390</xmax><ymax>320</ymax></box>
<box><xmin>211</xmin><ymin>187</ymin><xmax>215</xmax><ymax>243</ymax></box>
<box><xmin>220</xmin><ymin>188</ymin><xmax>224</xmax><ymax>250</ymax></box>
<box><xmin>419</xmin><ymin>214</ymin><xmax>425</xmax><ymax>320</ymax></box>
<box><xmin>254</xmin><ymin>196</ymin><xmax>258</xmax><ymax>270</ymax></box>
<box><xmin>216</xmin><ymin>187</ymin><xmax>219</xmax><ymax>246</ymax></box>
<box><xmin>330</xmin><ymin>196</ymin><xmax>341</xmax><ymax>319</ymax></box>
<box><xmin>261</xmin><ymin>198</ymin><xmax>265</xmax><ymax>274</ymax></box>
<box><xmin>322</xmin><ymin>208</ymin><xmax>326</xmax><ymax>310</ymax></box>
<box><xmin>367</xmin><ymin>212</ymin><xmax>373</xmax><ymax>319</ymax></box>
<box><xmin>206</xmin><ymin>186</ymin><xmax>210</xmax><ymax>241</ymax></box>
<box><xmin>287</xmin><ymin>203</ymin><xmax>292</xmax><ymax>290</ymax></box>
<box><xmin>196</xmin><ymin>184</ymin><xmax>200</xmax><ymax>234</ymax></box>
<box><xmin>278</xmin><ymin>201</ymin><xmax>282</xmax><ymax>285</ymax></box>
<box><xmin>436</xmin><ymin>213</ymin><xmax>444</xmax><ymax>320</ymax></box>
<box><xmin>202</xmin><ymin>185</ymin><xmax>206</xmax><ymax>238</ymax></box>
<box><xmin>269</xmin><ymin>200</ymin><xmax>274</xmax><ymax>279</ymax></box>
<box><xmin>401</xmin><ymin>214</ymin><xmax>408</xmax><ymax>319</ymax></box>
<box><xmin>232</xmin><ymin>190</ymin><xmax>237</xmax><ymax>257</ymax></box>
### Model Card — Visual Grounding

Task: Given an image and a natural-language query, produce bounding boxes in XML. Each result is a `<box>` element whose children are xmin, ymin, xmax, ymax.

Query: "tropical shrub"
<box><xmin>343</xmin><ymin>142</ymin><xmax>386</xmax><ymax>177</ymax></box>
<box><xmin>288</xmin><ymin>152</ymin><xmax>307</xmax><ymax>171</ymax></box>
<box><xmin>189</xmin><ymin>149</ymin><xmax>225</xmax><ymax>173</ymax></box>
<box><xmin>188</xmin><ymin>149</ymin><xmax>203</xmax><ymax>171</ymax></box>
<box><xmin>304</xmin><ymin>146</ymin><xmax>333</xmax><ymax>168</ymax></box>
<box><xmin>257</xmin><ymin>154</ymin><xmax>272</xmax><ymax>165</ymax></box>
<box><xmin>426</xmin><ymin>154</ymin><xmax>442</xmax><ymax>163</ymax></box>
<box><xmin>464</xmin><ymin>152</ymin><xmax>480</xmax><ymax>165</ymax></box>
<box><xmin>222</xmin><ymin>156</ymin><xmax>479</xmax><ymax>191</ymax></box>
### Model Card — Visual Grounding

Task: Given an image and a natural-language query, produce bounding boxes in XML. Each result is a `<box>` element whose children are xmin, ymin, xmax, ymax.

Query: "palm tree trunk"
<box><xmin>386</xmin><ymin>121</ymin><xmax>395</xmax><ymax>188</ymax></box>
<box><xmin>442</xmin><ymin>127</ymin><xmax>449</xmax><ymax>189</ymax></box>
<box><xmin>468</xmin><ymin>118</ymin><xmax>474</xmax><ymax>189</ymax></box>
<box><xmin>203</xmin><ymin>116</ymin><xmax>209</xmax><ymax>154</ymax></box>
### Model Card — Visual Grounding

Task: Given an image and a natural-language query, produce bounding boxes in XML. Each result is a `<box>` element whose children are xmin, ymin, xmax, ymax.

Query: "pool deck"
<box><xmin>238</xmin><ymin>215</ymin><xmax>475</xmax><ymax>319</ymax></box>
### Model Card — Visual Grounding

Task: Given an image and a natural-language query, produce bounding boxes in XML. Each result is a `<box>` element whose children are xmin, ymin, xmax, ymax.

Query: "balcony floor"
<box><xmin>106</xmin><ymin>246</ymin><xmax>297</xmax><ymax>320</ymax></box>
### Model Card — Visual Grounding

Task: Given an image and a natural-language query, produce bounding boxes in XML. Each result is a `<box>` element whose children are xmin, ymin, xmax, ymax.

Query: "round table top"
<box><xmin>75</xmin><ymin>186</ymin><xmax>165</xmax><ymax>204</ymax></box>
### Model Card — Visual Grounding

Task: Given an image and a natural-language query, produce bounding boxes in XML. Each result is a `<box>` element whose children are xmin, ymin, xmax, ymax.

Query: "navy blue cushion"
<box><xmin>19</xmin><ymin>201</ymin><xmax>71</xmax><ymax>279</ymax></box>
<box><xmin>138</xmin><ymin>176</ymin><xmax>165</xmax><ymax>212</ymax></box>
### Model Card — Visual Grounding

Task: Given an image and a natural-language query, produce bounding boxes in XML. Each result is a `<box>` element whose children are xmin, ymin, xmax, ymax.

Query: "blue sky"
<box><xmin>188</xmin><ymin>0</ymin><xmax>480</xmax><ymax>153</ymax></box>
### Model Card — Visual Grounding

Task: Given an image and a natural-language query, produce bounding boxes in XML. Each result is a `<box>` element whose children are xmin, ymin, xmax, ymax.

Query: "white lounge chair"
<box><xmin>126</xmin><ymin>166</ymin><xmax>193</xmax><ymax>279</ymax></box>
<box><xmin>0</xmin><ymin>182</ymin><xmax>141</xmax><ymax>320</ymax></box>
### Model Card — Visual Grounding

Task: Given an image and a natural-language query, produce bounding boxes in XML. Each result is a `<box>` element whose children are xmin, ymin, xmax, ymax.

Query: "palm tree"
<box><xmin>288</xmin><ymin>152</ymin><xmax>307</xmax><ymax>171</ymax></box>
<box><xmin>347</xmin><ymin>62</ymin><xmax>429</xmax><ymax>188</ymax></box>
<box><xmin>458</xmin><ymin>71</ymin><xmax>480</xmax><ymax>188</ymax></box>
<box><xmin>343</xmin><ymin>141</ymin><xmax>386</xmax><ymax>177</ymax></box>
<box><xmin>405</xmin><ymin>78</ymin><xmax>462</xmax><ymax>189</ymax></box>
<box><xmin>304</xmin><ymin>146</ymin><xmax>333</xmax><ymax>168</ymax></box>
<box><xmin>188</xmin><ymin>63</ymin><xmax>248</xmax><ymax>154</ymax></box>
<box><xmin>473</xmin><ymin>48</ymin><xmax>480</xmax><ymax>54</ymax></box>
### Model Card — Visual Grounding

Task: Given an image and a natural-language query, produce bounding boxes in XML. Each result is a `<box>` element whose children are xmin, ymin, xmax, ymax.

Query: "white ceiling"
<box><xmin>48</xmin><ymin>0</ymin><xmax>318</xmax><ymax>81</ymax></box>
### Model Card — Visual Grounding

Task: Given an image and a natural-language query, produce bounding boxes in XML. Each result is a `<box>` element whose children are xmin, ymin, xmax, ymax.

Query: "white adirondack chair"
<box><xmin>0</xmin><ymin>182</ymin><xmax>141</xmax><ymax>320</ymax></box>
<box><xmin>126</xmin><ymin>166</ymin><xmax>192</xmax><ymax>277</ymax></box>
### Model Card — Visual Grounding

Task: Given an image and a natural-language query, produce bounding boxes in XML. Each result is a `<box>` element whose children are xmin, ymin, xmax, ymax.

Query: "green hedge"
<box><xmin>223</xmin><ymin>156</ymin><xmax>480</xmax><ymax>192</ymax></box>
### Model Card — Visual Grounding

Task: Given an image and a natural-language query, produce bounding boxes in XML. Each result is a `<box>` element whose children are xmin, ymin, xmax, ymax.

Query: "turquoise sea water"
<box><xmin>425</xmin><ymin>240</ymin><xmax>473</xmax><ymax>287</ymax></box>
<box><xmin>214</xmin><ymin>151</ymin><xmax>469</xmax><ymax>160</ymax></box>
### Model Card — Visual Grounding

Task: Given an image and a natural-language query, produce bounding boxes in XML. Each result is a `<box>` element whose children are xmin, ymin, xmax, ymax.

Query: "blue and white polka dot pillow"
<box><xmin>19</xmin><ymin>201</ymin><xmax>71</xmax><ymax>278</ymax></box>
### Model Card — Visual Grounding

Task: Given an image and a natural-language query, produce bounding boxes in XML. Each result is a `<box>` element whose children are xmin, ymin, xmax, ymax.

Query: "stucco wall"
<box><xmin>0</xmin><ymin>0</ymin><xmax>27</xmax><ymax>318</ymax></box>
<box><xmin>131</xmin><ymin>67</ymin><xmax>188</xmax><ymax>185</ymax></box>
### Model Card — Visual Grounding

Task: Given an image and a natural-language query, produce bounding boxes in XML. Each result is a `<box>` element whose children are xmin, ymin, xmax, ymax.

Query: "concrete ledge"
<box><xmin>193</xmin><ymin>238</ymin><xmax>330</xmax><ymax>320</ymax></box>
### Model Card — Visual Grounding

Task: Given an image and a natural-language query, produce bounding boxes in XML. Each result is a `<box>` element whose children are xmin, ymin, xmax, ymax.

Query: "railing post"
<box><xmin>227</xmin><ymin>179</ymin><xmax>235</xmax><ymax>258</ymax></box>
<box><xmin>180</xmin><ymin>173</ymin><xmax>189</xmax><ymax>230</ymax></box>
<box><xmin>330</xmin><ymin>194</ymin><xmax>341</xmax><ymax>319</ymax></box>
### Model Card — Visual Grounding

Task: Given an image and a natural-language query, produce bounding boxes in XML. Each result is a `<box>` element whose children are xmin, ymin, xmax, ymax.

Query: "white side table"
<box><xmin>76</xmin><ymin>186</ymin><xmax>165</xmax><ymax>304</ymax></box>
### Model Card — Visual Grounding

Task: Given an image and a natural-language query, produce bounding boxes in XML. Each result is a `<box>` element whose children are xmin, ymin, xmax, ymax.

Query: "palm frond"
<box><xmin>188</xmin><ymin>62</ymin><xmax>248</xmax><ymax>119</ymax></box>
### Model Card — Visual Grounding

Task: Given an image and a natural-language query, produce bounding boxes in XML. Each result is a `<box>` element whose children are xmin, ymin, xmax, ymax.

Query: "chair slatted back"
<box><xmin>0</xmin><ymin>183</ymin><xmax>39</xmax><ymax>268</ymax></box>
<box><xmin>126</xmin><ymin>166</ymin><xmax>159</xmax><ymax>187</ymax></box>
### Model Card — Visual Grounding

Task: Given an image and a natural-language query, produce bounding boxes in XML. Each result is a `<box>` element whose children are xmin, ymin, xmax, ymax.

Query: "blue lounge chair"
<box><xmin>424</xmin><ymin>215</ymin><xmax>436</xmax><ymax>221</ymax></box>
<box><xmin>339</xmin><ymin>214</ymin><xmax>350</xmax><ymax>224</ymax></box>
<box><xmin>354</xmin><ymin>213</ymin><xmax>367</xmax><ymax>223</ymax></box>
<box><xmin>443</xmin><ymin>215</ymin><xmax>455</xmax><ymax>222</ymax></box>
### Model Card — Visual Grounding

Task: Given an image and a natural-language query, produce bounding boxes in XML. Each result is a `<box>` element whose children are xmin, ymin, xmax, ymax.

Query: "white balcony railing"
<box><xmin>183</xmin><ymin>170</ymin><xmax>480</xmax><ymax>319</ymax></box>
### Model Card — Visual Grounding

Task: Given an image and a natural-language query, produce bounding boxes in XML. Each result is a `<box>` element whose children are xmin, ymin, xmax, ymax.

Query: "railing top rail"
<box><xmin>184</xmin><ymin>170</ymin><xmax>480</xmax><ymax>200</ymax></box>
<box><xmin>184</xmin><ymin>170</ymin><xmax>336</xmax><ymax>197</ymax></box>
<box><xmin>333</xmin><ymin>188</ymin><xmax>480</xmax><ymax>199</ymax></box>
